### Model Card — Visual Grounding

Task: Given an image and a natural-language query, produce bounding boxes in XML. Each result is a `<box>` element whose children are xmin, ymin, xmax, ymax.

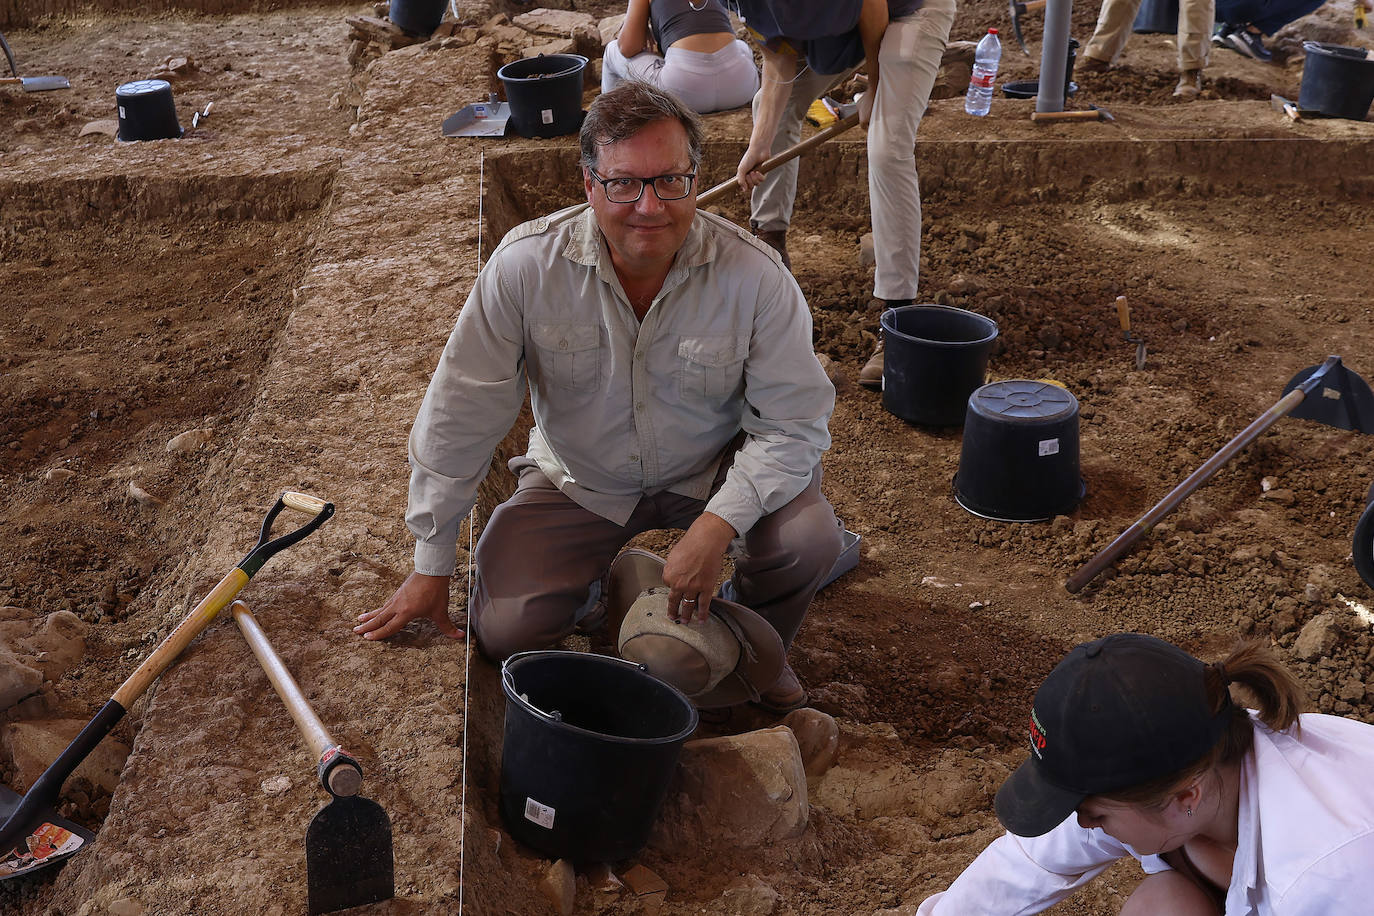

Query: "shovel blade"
<box><xmin>0</xmin><ymin>784</ymin><xmax>94</xmax><ymax>880</ymax></box>
<box><xmin>306</xmin><ymin>795</ymin><xmax>393</xmax><ymax>915</ymax></box>
<box><xmin>1283</xmin><ymin>358</ymin><xmax>1374</xmax><ymax>433</ymax></box>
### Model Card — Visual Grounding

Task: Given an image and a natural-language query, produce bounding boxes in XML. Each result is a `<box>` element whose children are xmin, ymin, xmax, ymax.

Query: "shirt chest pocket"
<box><xmin>531</xmin><ymin>322</ymin><xmax>602</xmax><ymax>392</ymax></box>
<box><xmin>678</xmin><ymin>334</ymin><xmax>748</xmax><ymax>400</ymax></box>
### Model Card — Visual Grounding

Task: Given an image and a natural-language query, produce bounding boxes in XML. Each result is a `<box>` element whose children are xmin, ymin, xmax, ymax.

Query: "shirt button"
<box><xmin>559</xmin><ymin>340</ymin><xmax>568</xmax><ymax>350</ymax></box>
<box><xmin>634</xmin><ymin>352</ymin><xmax>643</xmax><ymax>361</ymax></box>
<box><xmin>630</xmin><ymin>454</ymin><xmax>639</xmax><ymax>462</ymax></box>
<box><xmin>635</xmin><ymin>402</ymin><xmax>645</xmax><ymax>411</ymax></box>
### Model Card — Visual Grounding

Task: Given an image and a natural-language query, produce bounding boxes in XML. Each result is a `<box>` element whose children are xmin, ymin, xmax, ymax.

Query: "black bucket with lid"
<box><xmin>500</xmin><ymin>650</ymin><xmax>698</xmax><ymax>862</ymax></box>
<box><xmin>1298</xmin><ymin>42</ymin><xmax>1374</xmax><ymax>121</ymax></box>
<box><xmin>389</xmin><ymin>0</ymin><xmax>447</xmax><ymax>35</ymax></box>
<box><xmin>880</xmin><ymin>304</ymin><xmax>999</xmax><ymax>427</ymax></box>
<box><xmin>116</xmin><ymin>79</ymin><xmax>182</xmax><ymax>142</ymax></box>
<box><xmin>498</xmin><ymin>54</ymin><xmax>588</xmax><ymax>138</ymax></box>
<box><xmin>955</xmin><ymin>379</ymin><xmax>1086</xmax><ymax>522</ymax></box>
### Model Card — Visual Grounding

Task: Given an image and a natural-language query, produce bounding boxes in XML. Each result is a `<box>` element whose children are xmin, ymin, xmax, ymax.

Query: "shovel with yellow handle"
<box><xmin>0</xmin><ymin>492</ymin><xmax>334</xmax><ymax>879</ymax></box>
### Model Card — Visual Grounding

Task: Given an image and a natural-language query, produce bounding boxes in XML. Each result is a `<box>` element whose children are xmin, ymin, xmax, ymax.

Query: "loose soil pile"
<box><xmin>3</xmin><ymin>1</ymin><xmax>1374</xmax><ymax>914</ymax></box>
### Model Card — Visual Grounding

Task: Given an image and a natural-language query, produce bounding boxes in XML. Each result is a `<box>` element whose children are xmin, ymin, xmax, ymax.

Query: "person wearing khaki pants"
<box><xmin>1078</xmin><ymin>0</ymin><xmax>1215</xmax><ymax>99</ymax></box>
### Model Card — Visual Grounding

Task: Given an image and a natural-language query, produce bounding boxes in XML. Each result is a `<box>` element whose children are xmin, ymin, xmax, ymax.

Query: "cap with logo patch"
<box><xmin>993</xmin><ymin>633</ymin><xmax>1233</xmax><ymax>838</ymax></box>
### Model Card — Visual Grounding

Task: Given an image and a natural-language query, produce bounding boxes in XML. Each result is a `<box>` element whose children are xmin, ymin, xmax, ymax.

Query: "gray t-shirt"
<box><xmin>649</xmin><ymin>0</ymin><xmax>733</xmax><ymax>52</ymax></box>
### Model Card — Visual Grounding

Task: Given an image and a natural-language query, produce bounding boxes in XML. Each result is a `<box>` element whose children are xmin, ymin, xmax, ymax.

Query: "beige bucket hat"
<box><xmin>606</xmin><ymin>548</ymin><xmax>785</xmax><ymax>709</ymax></box>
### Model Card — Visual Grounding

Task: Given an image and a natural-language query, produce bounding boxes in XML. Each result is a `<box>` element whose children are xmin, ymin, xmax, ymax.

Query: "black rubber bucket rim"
<box><xmin>501</xmin><ymin>649</ymin><xmax>698</xmax><ymax>746</ymax></box>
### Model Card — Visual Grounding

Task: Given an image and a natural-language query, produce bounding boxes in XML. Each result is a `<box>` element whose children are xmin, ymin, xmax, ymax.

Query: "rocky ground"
<box><xmin>3</xmin><ymin>0</ymin><xmax>1374</xmax><ymax>913</ymax></box>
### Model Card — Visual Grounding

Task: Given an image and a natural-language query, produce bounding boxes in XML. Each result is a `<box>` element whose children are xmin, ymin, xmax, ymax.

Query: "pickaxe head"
<box><xmin>1008</xmin><ymin>0</ymin><xmax>1048</xmax><ymax>54</ymax></box>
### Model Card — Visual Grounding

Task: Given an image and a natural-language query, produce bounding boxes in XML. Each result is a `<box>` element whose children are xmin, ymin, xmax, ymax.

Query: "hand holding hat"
<box><xmin>607</xmin><ymin>549</ymin><xmax>786</xmax><ymax>709</ymax></box>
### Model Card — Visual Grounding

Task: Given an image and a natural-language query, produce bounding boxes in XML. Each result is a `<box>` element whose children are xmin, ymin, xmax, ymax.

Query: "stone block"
<box><xmin>650</xmin><ymin>725</ymin><xmax>807</xmax><ymax>853</ymax></box>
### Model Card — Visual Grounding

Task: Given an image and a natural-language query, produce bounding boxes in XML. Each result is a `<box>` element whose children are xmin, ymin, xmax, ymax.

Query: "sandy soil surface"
<box><xmin>3</xmin><ymin>0</ymin><xmax>1374</xmax><ymax>913</ymax></box>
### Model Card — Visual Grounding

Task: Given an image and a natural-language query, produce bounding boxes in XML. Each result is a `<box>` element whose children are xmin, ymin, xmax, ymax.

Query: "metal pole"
<box><xmin>1037</xmin><ymin>0</ymin><xmax>1072</xmax><ymax>113</ymax></box>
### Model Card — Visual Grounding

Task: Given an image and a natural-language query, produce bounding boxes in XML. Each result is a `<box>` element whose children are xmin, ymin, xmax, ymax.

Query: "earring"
<box><xmin>1186</xmin><ymin>807</ymin><xmax>1193</xmax><ymax>817</ymax></box>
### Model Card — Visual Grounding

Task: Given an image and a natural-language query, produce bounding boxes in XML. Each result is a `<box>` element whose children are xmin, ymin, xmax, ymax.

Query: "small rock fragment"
<box><xmin>260</xmin><ymin>775</ymin><xmax>292</xmax><ymax>796</ymax></box>
<box><xmin>79</xmin><ymin>119</ymin><xmax>119</xmax><ymax>138</ymax></box>
<box><xmin>108</xmin><ymin>898</ymin><xmax>146</xmax><ymax>916</ymax></box>
<box><xmin>165</xmin><ymin>428</ymin><xmax>213</xmax><ymax>453</ymax></box>
<box><xmin>127</xmin><ymin>482</ymin><xmax>164</xmax><ymax>506</ymax></box>
<box><xmin>45</xmin><ymin>467</ymin><xmax>77</xmax><ymax>483</ymax></box>
<box><xmin>622</xmin><ymin>863</ymin><xmax>668</xmax><ymax>896</ymax></box>
<box><xmin>539</xmin><ymin>859</ymin><xmax>575</xmax><ymax>916</ymax></box>
<box><xmin>782</xmin><ymin>708</ymin><xmax>840</xmax><ymax>779</ymax></box>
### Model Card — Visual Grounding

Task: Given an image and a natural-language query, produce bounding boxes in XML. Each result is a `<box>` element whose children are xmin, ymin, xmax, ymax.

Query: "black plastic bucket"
<box><xmin>389</xmin><ymin>0</ymin><xmax>447</xmax><ymax>35</ymax></box>
<box><xmin>1298</xmin><ymin>42</ymin><xmax>1374</xmax><ymax>121</ymax></box>
<box><xmin>954</xmin><ymin>379</ymin><xmax>1086</xmax><ymax>522</ymax></box>
<box><xmin>1132</xmin><ymin>0</ymin><xmax>1178</xmax><ymax>33</ymax></box>
<box><xmin>498</xmin><ymin>54</ymin><xmax>588</xmax><ymax>138</ymax></box>
<box><xmin>115</xmin><ymin>79</ymin><xmax>182</xmax><ymax>142</ymax></box>
<box><xmin>500</xmin><ymin>650</ymin><xmax>698</xmax><ymax>862</ymax></box>
<box><xmin>880</xmin><ymin>305</ymin><xmax>999</xmax><ymax>427</ymax></box>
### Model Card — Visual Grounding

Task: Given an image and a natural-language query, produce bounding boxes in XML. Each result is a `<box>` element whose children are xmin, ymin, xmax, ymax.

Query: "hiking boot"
<box><xmin>858</xmin><ymin>341</ymin><xmax>884</xmax><ymax>390</ymax></box>
<box><xmin>1075</xmin><ymin>55</ymin><xmax>1110</xmax><ymax>74</ymax></box>
<box><xmin>756</xmin><ymin>662</ymin><xmax>807</xmax><ymax>713</ymax></box>
<box><xmin>1223</xmin><ymin>27</ymin><xmax>1272</xmax><ymax>62</ymax></box>
<box><xmin>1173</xmin><ymin>69</ymin><xmax>1202</xmax><ymax>100</ymax></box>
<box><xmin>750</xmin><ymin>221</ymin><xmax>791</xmax><ymax>269</ymax></box>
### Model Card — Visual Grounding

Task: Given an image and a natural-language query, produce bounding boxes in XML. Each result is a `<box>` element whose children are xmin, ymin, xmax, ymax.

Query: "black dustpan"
<box><xmin>1282</xmin><ymin>356</ymin><xmax>1374</xmax><ymax>432</ymax></box>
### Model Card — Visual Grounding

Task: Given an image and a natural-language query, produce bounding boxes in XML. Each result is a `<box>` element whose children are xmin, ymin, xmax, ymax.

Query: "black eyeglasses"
<box><xmin>588</xmin><ymin>168</ymin><xmax>697</xmax><ymax>203</ymax></box>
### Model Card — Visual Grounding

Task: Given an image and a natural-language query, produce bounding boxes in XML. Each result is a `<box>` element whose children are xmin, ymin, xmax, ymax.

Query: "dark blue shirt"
<box><xmin>736</xmin><ymin>0</ymin><xmax>923</xmax><ymax>74</ymax></box>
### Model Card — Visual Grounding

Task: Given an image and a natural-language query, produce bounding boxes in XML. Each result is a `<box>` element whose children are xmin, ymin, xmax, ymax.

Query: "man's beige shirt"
<box><xmin>407</xmin><ymin>206</ymin><xmax>834</xmax><ymax>577</ymax></box>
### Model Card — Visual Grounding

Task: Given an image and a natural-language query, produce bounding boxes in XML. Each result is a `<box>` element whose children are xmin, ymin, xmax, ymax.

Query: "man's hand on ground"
<box><xmin>354</xmin><ymin>571</ymin><xmax>463</xmax><ymax>640</ymax></box>
<box><xmin>662</xmin><ymin>512</ymin><xmax>737</xmax><ymax>624</ymax></box>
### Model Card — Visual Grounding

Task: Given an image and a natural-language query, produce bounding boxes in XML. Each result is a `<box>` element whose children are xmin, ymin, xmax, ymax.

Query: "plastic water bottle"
<box><xmin>964</xmin><ymin>28</ymin><xmax>1002</xmax><ymax>117</ymax></box>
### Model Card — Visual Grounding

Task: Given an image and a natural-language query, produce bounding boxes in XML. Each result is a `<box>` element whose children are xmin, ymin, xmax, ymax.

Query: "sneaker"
<box><xmin>1212</xmin><ymin>23</ymin><xmax>1236</xmax><ymax>46</ymax></box>
<box><xmin>1075</xmin><ymin>55</ymin><xmax>1110</xmax><ymax>74</ymax></box>
<box><xmin>1173</xmin><ymin>69</ymin><xmax>1202</xmax><ymax>100</ymax></box>
<box><xmin>749</xmin><ymin>221</ymin><xmax>791</xmax><ymax>269</ymax></box>
<box><xmin>858</xmin><ymin>341</ymin><xmax>884</xmax><ymax>390</ymax></box>
<box><xmin>755</xmin><ymin>662</ymin><xmax>807</xmax><ymax>714</ymax></box>
<box><xmin>1224</xmin><ymin>27</ymin><xmax>1272</xmax><ymax>62</ymax></box>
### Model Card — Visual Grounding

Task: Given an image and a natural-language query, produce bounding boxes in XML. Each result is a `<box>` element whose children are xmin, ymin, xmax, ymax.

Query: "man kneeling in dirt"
<box><xmin>355</xmin><ymin>81</ymin><xmax>842</xmax><ymax>713</ymax></box>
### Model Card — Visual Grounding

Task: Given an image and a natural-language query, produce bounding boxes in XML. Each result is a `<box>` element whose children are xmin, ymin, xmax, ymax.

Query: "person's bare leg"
<box><xmin>1120</xmin><ymin>871</ymin><xmax>1221</xmax><ymax>915</ymax></box>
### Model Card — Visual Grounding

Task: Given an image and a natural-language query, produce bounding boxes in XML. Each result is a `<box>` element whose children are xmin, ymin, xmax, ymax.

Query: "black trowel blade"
<box><xmin>306</xmin><ymin>794</ymin><xmax>394</xmax><ymax>914</ymax></box>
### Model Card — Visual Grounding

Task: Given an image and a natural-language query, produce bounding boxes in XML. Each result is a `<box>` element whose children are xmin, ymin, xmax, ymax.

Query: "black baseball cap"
<box><xmin>994</xmin><ymin>633</ymin><xmax>1233</xmax><ymax>838</ymax></box>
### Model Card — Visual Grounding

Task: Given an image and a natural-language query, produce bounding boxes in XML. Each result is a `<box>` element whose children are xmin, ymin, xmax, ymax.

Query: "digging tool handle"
<box><xmin>697</xmin><ymin>112</ymin><xmax>861</xmax><ymax>207</ymax></box>
<box><xmin>1116</xmin><ymin>295</ymin><xmax>1131</xmax><ymax>333</ymax></box>
<box><xmin>1064</xmin><ymin>359</ymin><xmax>1340</xmax><ymax>593</ymax></box>
<box><xmin>231</xmin><ymin>601</ymin><xmax>364</xmax><ymax>797</ymax></box>
<box><xmin>111</xmin><ymin>492</ymin><xmax>334</xmax><ymax>706</ymax></box>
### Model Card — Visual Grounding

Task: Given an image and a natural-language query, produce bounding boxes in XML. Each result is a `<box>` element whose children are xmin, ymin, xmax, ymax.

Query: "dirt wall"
<box><xmin>1</xmin><ymin>0</ymin><xmax>353</xmax><ymax>29</ymax></box>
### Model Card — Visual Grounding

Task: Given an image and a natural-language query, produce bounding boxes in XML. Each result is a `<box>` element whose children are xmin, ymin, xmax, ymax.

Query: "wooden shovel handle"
<box><xmin>1063</xmin><ymin>362</ymin><xmax>1338</xmax><ymax>593</ymax></box>
<box><xmin>697</xmin><ymin>112</ymin><xmax>862</xmax><ymax>207</ymax></box>
<box><xmin>1116</xmin><ymin>296</ymin><xmax>1131</xmax><ymax>333</ymax></box>
<box><xmin>232</xmin><ymin>601</ymin><xmax>363</xmax><ymax>797</ymax></box>
<box><xmin>1031</xmin><ymin>109</ymin><xmax>1102</xmax><ymax>121</ymax></box>
<box><xmin>112</xmin><ymin>568</ymin><xmax>249</xmax><ymax>706</ymax></box>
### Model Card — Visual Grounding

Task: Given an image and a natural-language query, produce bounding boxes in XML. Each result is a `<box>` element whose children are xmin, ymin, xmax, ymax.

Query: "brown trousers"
<box><xmin>470</xmin><ymin>457</ymin><xmax>842</xmax><ymax>663</ymax></box>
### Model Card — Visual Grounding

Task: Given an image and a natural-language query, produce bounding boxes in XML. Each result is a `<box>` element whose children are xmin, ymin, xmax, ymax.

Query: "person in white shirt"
<box><xmin>918</xmin><ymin>632</ymin><xmax>1374</xmax><ymax>914</ymax></box>
<box><xmin>354</xmin><ymin>81</ymin><xmax>841</xmax><ymax>714</ymax></box>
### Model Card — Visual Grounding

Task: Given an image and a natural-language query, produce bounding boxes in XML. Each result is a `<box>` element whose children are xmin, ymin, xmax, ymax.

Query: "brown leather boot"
<box><xmin>750</xmin><ymin>221</ymin><xmax>791</xmax><ymax>269</ymax></box>
<box><xmin>756</xmin><ymin>662</ymin><xmax>807</xmax><ymax>713</ymax></box>
<box><xmin>858</xmin><ymin>342</ymin><xmax>884</xmax><ymax>390</ymax></box>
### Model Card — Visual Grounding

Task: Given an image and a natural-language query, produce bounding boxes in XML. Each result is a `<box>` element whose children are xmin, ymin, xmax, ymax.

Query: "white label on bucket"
<box><xmin>524</xmin><ymin>797</ymin><xmax>556</xmax><ymax>830</ymax></box>
<box><xmin>1038</xmin><ymin>438</ymin><xmax>1061</xmax><ymax>457</ymax></box>
<box><xmin>541</xmin><ymin>108</ymin><xmax>554</xmax><ymax>124</ymax></box>
<box><xmin>119</xmin><ymin>106</ymin><xmax>126</xmax><ymax>118</ymax></box>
